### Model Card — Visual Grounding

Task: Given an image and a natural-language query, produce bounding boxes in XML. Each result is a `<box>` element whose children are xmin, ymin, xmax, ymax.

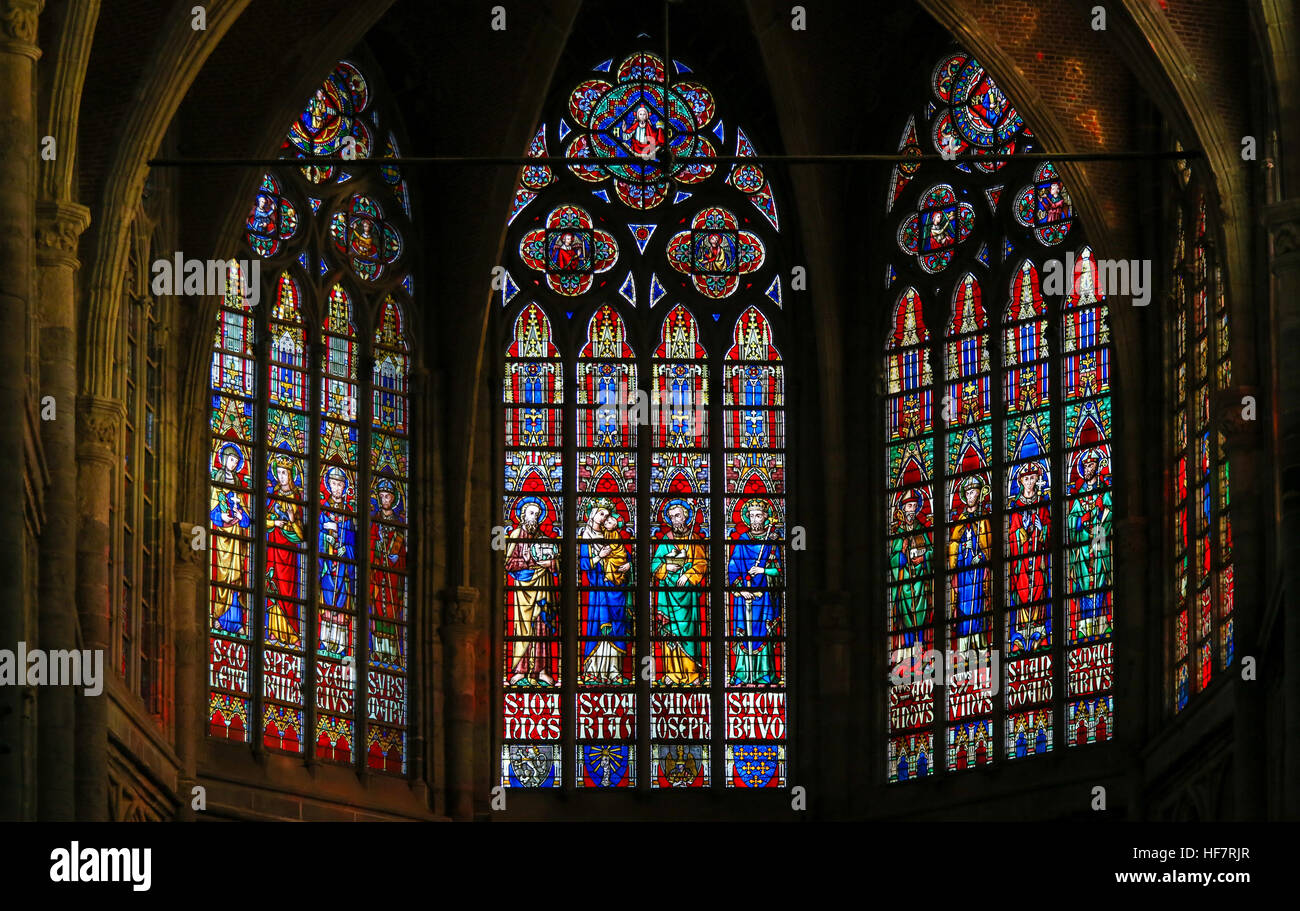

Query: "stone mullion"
<box><xmin>303</xmin><ymin>338</ymin><xmax>323</xmax><ymax>766</ymax></box>
<box><xmin>250</xmin><ymin>310</ymin><xmax>270</xmax><ymax>758</ymax></box>
<box><xmin>930</xmin><ymin>334</ymin><xmax>947</xmax><ymax>775</ymax></box>
<box><xmin>356</xmin><ymin>348</ymin><xmax>374</xmax><ymax>776</ymax></box>
<box><xmin>34</xmin><ymin>199</ymin><xmax>89</xmax><ymax>820</ymax></box>
<box><xmin>635</xmin><ymin>342</ymin><xmax>650</xmax><ymax>790</ymax></box>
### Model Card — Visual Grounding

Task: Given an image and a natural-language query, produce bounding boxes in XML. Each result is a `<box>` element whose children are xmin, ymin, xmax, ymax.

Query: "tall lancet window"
<box><xmin>1167</xmin><ymin>181</ymin><xmax>1235</xmax><ymax>714</ymax></box>
<box><xmin>499</xmin><ymin>48</ymin><xmax>791</xmax><ymax>790</ymax></box>
<box><xmin>883</xmin><ymin>50</ymin><xmax>1115</xmax><ymax>783</ymax></box>
<box><xmin>207</xmin><ymin>60</ymin><xmax>417</xmax><ymax>774</ymax></box>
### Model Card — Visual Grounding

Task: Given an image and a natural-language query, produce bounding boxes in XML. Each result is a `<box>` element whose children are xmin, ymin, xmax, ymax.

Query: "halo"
<box><xmin>374</xmin><ymin>475</ymin><xmax>405</xmax><ymax>516</ymax></box>
<box><xmin>1074</xmin><ymin>447</ymin><xmax>1108</xmax><ymax>476</ymax></box>
<box><xmin>219</xmin><ymin>442</ymin><xmax>246</xmax><ymax>472</ymax></box>
<box><xmin>662</xmin><ymin>497</ymin><xmax>694</xmax><ymax>526</ymax></box>
<box><xmin>515</xmin><ymin>494</ymin><xmax>548</xmax><ymax>524</ymax></box>
<box><xmin>740</xmin><ymin>497</ymin><xmax>774</xmax><ymax>523</ymax></box>
<box><xmin>324</xmin><ymin>465</ymin><xmax>349</xmax><ymax>491</ymax></box>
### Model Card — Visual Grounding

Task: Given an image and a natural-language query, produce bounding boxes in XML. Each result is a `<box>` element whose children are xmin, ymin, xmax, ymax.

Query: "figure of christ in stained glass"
<box><xmin>616</xmin><ymin>104</ymin><xmax>665</xmax><ymax>158</ymax></box>
<box><xmin>369</xmin><ymin>477</ymin><xmax>406</xmax><ymax>662</ymax></box>
<box><xmin>505</xmin><ymin>497</ymin><xmax>559</xmax><ymax>685</ymax></box>
<box><xmin>1007</xmin><ymin>461</ymin><xmax>1050</xmax><ymax>653</ymax></box>
<box><xmin>578</xmin><ymin>498</ymin><xmax>633</xmax><ymax>684</ymax></box>
<box><xmin>1067</xmin><ymin>448</ymin><xmax>1112</xmax><ymax>639</ymax></box>
<box><xmin>727</xmin><ymin>499</ymin><xmax>782</xmax><ymax>685</ymax></box>
<box><xmin>318</xmin><ymin>466</ymin><xmax>356</xmax><ymax>657</ymax></box>
<box><xmin>266</xmin><ymin>455</ymin><xmax>305</xmax><ymax>645</ymax></box>
<box><xmin>891</xmin><ymin>490</ymin><xmax>932</xmax><ymax>651</ymax></box>
<box><xmin>652</xmin><ymin>500</ymin><xmax>708</xmax><ymax>685</ymax></box>
<box><xmin>949</xmin><ymin>476</ymin><xmax>992</xmax><ymax>651</ymax></box>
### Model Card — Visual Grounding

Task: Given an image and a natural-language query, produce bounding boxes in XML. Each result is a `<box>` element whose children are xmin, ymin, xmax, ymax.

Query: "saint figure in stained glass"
<box><xmin>727</xmin><ymin>498</ymin><xmax>783</xmax><ymax>685</ymax></box>
<box><xmin>651</xmin><ymin>500</ymin><xmax>708</xmax><ymax>685</ymax></box>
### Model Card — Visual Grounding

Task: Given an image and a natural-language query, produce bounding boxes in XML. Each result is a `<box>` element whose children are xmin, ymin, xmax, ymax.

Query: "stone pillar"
<box><xmin>814</xmin><ymin>591</ymin><xmax>852</xmax><ymax>818</ymax></box>
<box><xmin>1220</xmin><ymin>404</ymin><xmax>1263</xmax><ymax>820</ymax></box>
<box><xmin>1113</xmin><ymin>515</ymin><xmax>1149</xmax><ymax>819</ymax></box>
<box><xmin>0</xmin><ymin>0</ymin><xmax>43</xmax><ymax>823</ymax></box>
<box><xmin>440</xmin><ymin>586</ymin><xmax>479</xmax><ymax>820</ymax></box>
<box><xmin>1263</xmin><ymin>199</ymin><xmax>1300</xmax><ymax>820</ymax></box>
<box><xmin>172</xmin><ymin>522</ymin><xmax>203</xmax><ymax>821</ymax></box>
<box><xmin>34</xmin><ymin>200</ymin><xmax>89</xmax><ymax>820</ymax></box>
<box><xmin>75</xmin><ymin>394</ymin><xmax>122</xmax><ymax>821</ymax></box>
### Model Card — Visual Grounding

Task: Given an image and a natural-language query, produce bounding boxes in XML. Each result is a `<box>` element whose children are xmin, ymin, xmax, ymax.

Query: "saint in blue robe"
<box><xmin>727</xmin><ymin>532</ymin><xmax>781</xmax><ymax>684</ymax></box>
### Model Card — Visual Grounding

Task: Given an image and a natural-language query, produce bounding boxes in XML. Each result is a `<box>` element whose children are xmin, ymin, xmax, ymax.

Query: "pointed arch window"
<box><xmin>1167</xmin><ymin>181</ymin><xmax>1234</xmax><ymax>713</ymax></box>
<box><xmin>112</xmin><ymin>226</ymin><xmax>166</xmax><ymax>715</ymax></box>
<box><xmin>883</xmin><ymin>50</ymin><xmax>1115</xmax><ymax>782</ymax></box>
<box><xmin>207</xmin><ymin>59</ymin><xmax>416</xmax><ymax>774</ymax></box>
<box><xmin>499</xmin><ymin>48</ymin><xmax>791</xmax><ymax>790</ymax></box>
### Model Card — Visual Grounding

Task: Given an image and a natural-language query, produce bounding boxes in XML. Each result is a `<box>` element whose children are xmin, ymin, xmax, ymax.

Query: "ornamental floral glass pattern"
<box><xmin>884</xmin><ymin>50</ymin><xmax>1115</xmax><ymax>783</ymax></box>
<box><xmin>500</xmin><ymin>48</ymin><xmax>790</xmax><ymax>790</ymax></box>
<box><xmin>208</xmin><ymin>59</ymin><xmax>415</xmax><ymax>775</ymax></box>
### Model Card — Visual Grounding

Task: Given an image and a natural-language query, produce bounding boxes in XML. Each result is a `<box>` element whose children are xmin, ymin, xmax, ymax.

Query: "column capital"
<box><xmin>76</xmin><ymin>394</ymin><xmax>123</xmax><ymax>467</ymax></box>
<box><xmin>1263</xmin><ymin>199</ymin><xmax>1300</xmax><ymax>271</ymax></box>
<box><xmin>35</xmin><ymin>200</ymin><xmax>91</xmax><ymax>269</ymax></box>
<box><xmin>1215</xmin><ymin>385</ymin><xmax>1262</xmax><ymax>444</ymax></box>
<box><xmin>0</xmin><ymin>0</ymin><xmax>43</xmax><ymax>59</ymax></box>
<box><xmin>440</xmin><ymin>586</ymin><xmax>479</xmax><ymax>628</ymax></box>
<box><xmin>173</xmin><ymin>521</ymin><xmax>206</xmax><ymax>578</ymax></box>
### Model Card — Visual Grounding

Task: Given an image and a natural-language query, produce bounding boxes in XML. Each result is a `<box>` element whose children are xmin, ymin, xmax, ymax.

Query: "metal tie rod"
<box><xmin>147</xmin><ymin>149</ymin><xmax>1203</xmax><ymax>168</ymax></box>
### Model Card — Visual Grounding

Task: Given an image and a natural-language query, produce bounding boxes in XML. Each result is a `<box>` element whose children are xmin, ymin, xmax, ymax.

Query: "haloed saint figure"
<box><xmin>369</xmin><ymin>477</ymin><xmax>407</xmax><ymax>662</ymax></box>
<box><xmin>266</xmin><ymin>456</ymin><xmax>305</xmax><ymax>645</ymax></box>
<box><xmin>728</xmin><ymin>499</ymin><xmax>782</xmax><ymax>685</ymax></box>
<box><xmin>578</xmin><ymin>499</ymin><xmax>633</xmax><ymax>684</ymax></box>
<box><xmin>318</xmin><ymin>466</ymin><xmax>356</xmax><ymax>657</ymax></box>
<box><xmin>651</xmin><ymin>501</ymin><xmax>707</xmax><ymax>685</ymax></box>
<box><xmin>505</xmin><ymin>498</ymin><xmax>559</xmax><ymax>684</ymax></box>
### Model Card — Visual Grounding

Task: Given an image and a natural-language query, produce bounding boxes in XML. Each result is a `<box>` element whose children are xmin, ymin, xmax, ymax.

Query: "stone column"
<box><xmin>1220</xmin><ymin>402</ymin><xmax>1263</xmax><ymax>820</ymax></box>
<box><xmin>1263</xmin><ymin>199</ymin><xmax>1300</xmax><ymax>819</ymax></box>
<box><xmin>0</xmin><ymin>0</ymin><xmax>43</xmax><ymax>822</ymax></box>
<box><xmin>440</xmin><ymin>586</ymin><xmax>479</xmax><ymax>820</ymax></box>
<box><xmin>814</xmin><ymin>591</ymin><xmax>852</xmax><ymax>817</ymax></box>
<box><xmin>34</xmin><ymin>200</ymin><xmax>89</xmax><ymax>820</ymax></box>
<box><xmin>1113</xmin><ymin>514</ymin><xmax>1149</xmax><ymax>819</ymax></box>
<box><xmin>172</xmin><ymin>522</ymin><xmax>204</xmax><ymax>821</ymax></box>
<box><xmin>75</xmin><ymin>394</ymin><xmax>122</xmax><ymax>821</ymax></box>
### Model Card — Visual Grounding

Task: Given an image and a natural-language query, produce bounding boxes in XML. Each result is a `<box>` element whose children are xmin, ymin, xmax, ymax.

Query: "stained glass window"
<box><xmin>1168</xmin><ymin>185</ymin><xmax>1234</xmax><ymax>714</ymax></box>
<box><xmin>500</xmin><ymin>49</ymin><xmax>790</xmax><ymax>790</ymax></box>
<box><xmin>885</xmin><ymin>50</ymin><xmax>1115</xmax><ymax>782</ymax></box>
<box><xmin>208</xmin><ymin>60</ymin><xmax>416</xmax><ymax>775</ymax></box>
<box><xmin>112</xmin><ymin>248</ymin><xmax>165</xmax><ymax>716</ymax></box>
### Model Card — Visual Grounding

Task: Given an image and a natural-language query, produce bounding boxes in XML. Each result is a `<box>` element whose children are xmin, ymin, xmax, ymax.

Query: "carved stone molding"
<box><xmin>0</xmin><ymin>0</ymin><xmax>42</xmax><ymax>57</ymax></box>
<box><xmin>1215</xmin><ymin>386</ymin><xmax>1262</xmax><ymax>440</ymax></box>
<box><xmin>107</xmin><ymin>765</ymin><xmax>167</xmax><ymax>823</ymax></box>
<box><xmin>35</xmin><ymin>200</ymin><xmax>90</xmax><ymax>268</ymax></box>
<box><xmin>440</xmin><ymin>586</ymin><xmax>479</xmax><ymax>628</ymax></box>
<box><xmin>1263</xmin><ymin>199</ymin><xmax>1300</xmax><ymax>268</ymax></box>
<box><xmin>173</xmin><ymin>521</ymin><xmax>206</xmax><ymax>574</ymax></box>
<box><xmin>76</xmin><ymin>395</ymin><xmax>124</xmax><ymax>467</ymax></box>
